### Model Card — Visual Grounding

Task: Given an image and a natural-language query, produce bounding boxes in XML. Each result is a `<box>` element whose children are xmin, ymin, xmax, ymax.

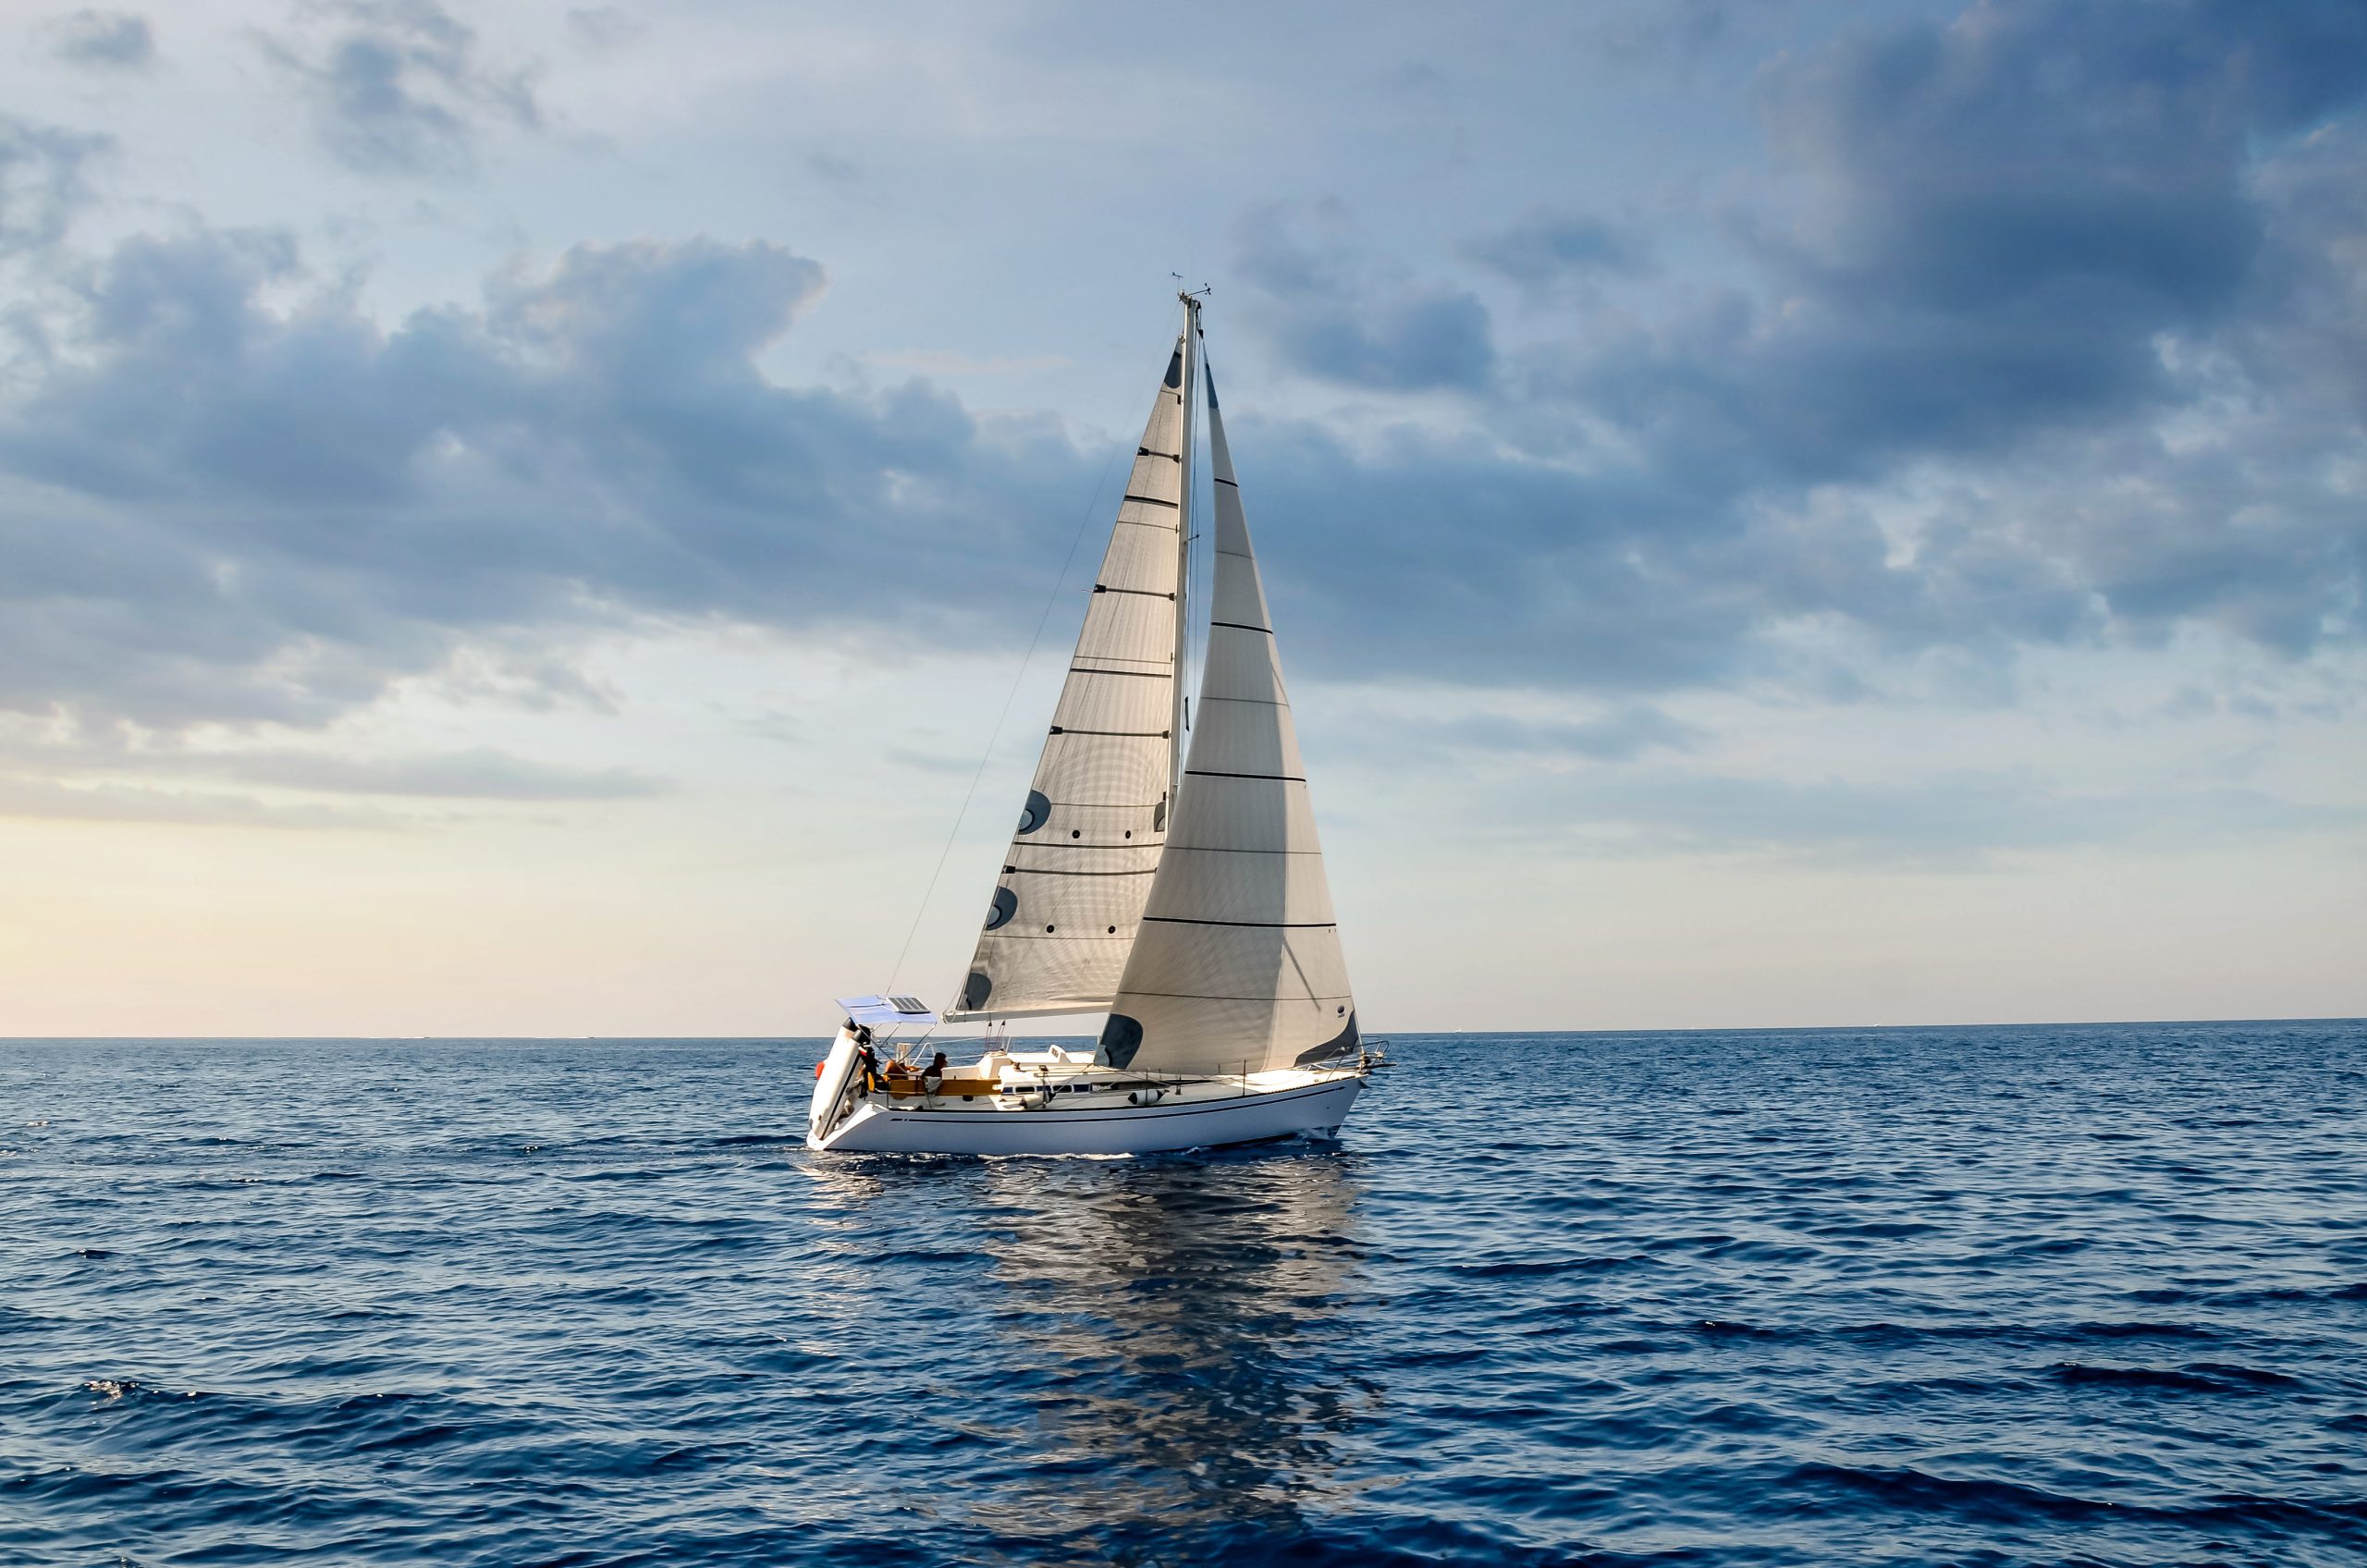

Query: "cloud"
<box><xmin>1459</xmin><ymin>704</ymin><xmax>1701</xmax><ymax>761</ymax></box>
<box><xmin>1552</xmin><ymin>769</ymin><xmax>2360</xmax><ymax>866</ymax></box>
<box><xmin>1235</xmin><ymin>1</ymin><xmax>2365</xmax><ymax>678</ymax></box>
<box><xmin>4</xmin><ymin>0</ymin><xmax>2363</xmax><ymax>759</ymax></box>
<box><xmin>1346</xmin><ymin>703</ymin><xmax>1702</xmax><ymax>764</ymax></box>
<box><xmin>0</xmin><ymin>219</ymin><xmax>1087</xmax><ymax>734</ymax></box>
<box><xmin>1704</xmin><ymin>0</ymin><xmax>2367</xmax><ymax>655</ymax></box>
<box><xmin>0</xmin><ymin>728</ymin><xmax>666</xmax><ymax>822</ymax></box>
<box><xmin>1702</xmin><ymin>0</ymin><xmax>2367</xmax><ymax>470</ymax></box>
<box><xmin>187</xmin><ymin>745</ymin><xmax>671</xmax><ymax>800</ymax></box>
<box><xmin>1233</xmin><ymin>205</ymin><xmax>1496</xmax><ymax>392</ymax></box>
<box><xmin>860</xmin><ymin>348</ymin><xmax>1073</xmax><ymax>377</ymax></box>
<box><xmin>47</xmin><ymin>9</ymin><xmax>154</xmax><ymax>71</ymax></box>
<box><xmin>0</xmin><ymin>115</ymin><xmax>106</xmax><ymax>254</ymax></box>
<box><xmin>1589</xmin><ymin>0</ymin><xmax>1738</xmax><ymax>70</ymax></box>
<box><xmin>1466</xmin><ymin>209</ymin><xmax>1649</xmax><ymax>293</ymax></box>
<box><xmin>564</xmin><ymin>6</ymin><xmax>641</xmax><ymax>52</ymax></box>
<box><xmin>0</xmin><ymin>774</ymin><xmax>398</xmax><ymax>829</ymax></box>
<box><xmin>261</xmin><ymin>0</ymin><xmax>539</xmax><ymax>178</ymax></box>
<box><xmin>804</xmin><ymin>152</ymin><xmax>865</xmax><ymax>201</ymax></box>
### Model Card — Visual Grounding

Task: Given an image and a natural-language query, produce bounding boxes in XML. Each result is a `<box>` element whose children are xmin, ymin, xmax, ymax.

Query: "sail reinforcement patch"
<box><xmin>1098</xmin><ymin>1013</ymin><xmax>1145</xmax><ymax>1069</ymax></box>
<box><xmin>1294</xmin><ymin>1011</ymin><xmax>1360</xmax><ymax>1068</ymax></box>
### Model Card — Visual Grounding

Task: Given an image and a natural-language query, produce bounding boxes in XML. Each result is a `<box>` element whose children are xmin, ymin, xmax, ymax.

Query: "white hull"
<box><xmin>809</xmin><ymin>1072</ymin><xmax>1363</xmax><ymax>1157</ymax></box>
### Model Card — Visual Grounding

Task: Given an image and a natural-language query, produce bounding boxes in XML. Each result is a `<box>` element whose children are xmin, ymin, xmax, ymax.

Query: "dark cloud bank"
<box><xmin>3</xmin><ymin>0</ymin><xmax>2362</xmax><ymax>773</ymax></box>
<box><xmin>1248</xmin><ymin>0</ymin><xmax>2366</xmax><ymax>684</ymax></box>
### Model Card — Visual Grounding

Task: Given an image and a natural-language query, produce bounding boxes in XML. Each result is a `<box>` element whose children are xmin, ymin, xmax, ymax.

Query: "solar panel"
<box><xmin>834</xmin><ymin>994</ymin><xmax>939</xmax><ymax>1027</ymax></box>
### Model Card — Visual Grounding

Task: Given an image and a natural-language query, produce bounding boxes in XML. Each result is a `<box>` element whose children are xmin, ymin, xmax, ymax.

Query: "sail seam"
<box><xmin>1118</xmin><ymin>989</ymin><xmax>1355</xmax><ymax>1002</ymax></box>
<box><xmin>1069</xmin><ymin>666</ymin><xmax>1172</xmax><ymax>679</ymax></box>
<box><xmin>1094</xmin><ymin>585</ymin><xmax>1176</xmax><ymax>599</ymax></box>
<box><xmin>1161</xmin><ymin>846</ymin><xmax>1322</xmax><ymax>856</ymax></box>
<box><xmin>1051</xmin><ymin>727</ymin><xmax>1170</xmax><ymax>738</ymax></box>
<box><xmin>1208</xmin><ymin>620</ymin><xmax>1271</xmax><ymax>634</ymax></box>
<box><xmin>1184</xmin><ymin>768</ymin><xmax>1304</xmax><ymax>781</ymax></box>
<box><xmin>1121</xmin><ymin>494</ymin><xmax>1180</xmax><ymax>508</ymax></box>
<box><xmin>1213</xmin><ymin>477</ymin><xmax>1238</xmax><ymax>487</ymax></box>
<box><xmin>1199</xmin><ymin>695</ymin><xmax>1286</xmax><ymax>707</ymax></box>
<box><xmin>1002</xmin><ymin>867</ymin><xmax>1157</xmax><ymax>877</ymax></box>
<box><xmin>1142</xmin><ymin>916</ymin><xmax>1336</xmax><ymax>929</ymax></box>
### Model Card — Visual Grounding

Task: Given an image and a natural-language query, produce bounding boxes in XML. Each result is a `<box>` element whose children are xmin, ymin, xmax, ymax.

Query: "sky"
<box><xmin>1</xmin><ymin>0</ymin><xmax>2361</xmax><ymax>1037</ymax></box>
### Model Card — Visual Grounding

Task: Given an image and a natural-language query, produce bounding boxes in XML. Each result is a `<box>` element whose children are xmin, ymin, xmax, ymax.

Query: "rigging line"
<box><xmin>884</xmin><ymin>306</ymin><xmax>1185</xmax><ymax>998</ymax></box>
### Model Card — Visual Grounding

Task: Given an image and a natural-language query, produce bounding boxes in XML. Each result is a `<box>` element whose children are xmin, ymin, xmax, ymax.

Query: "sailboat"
<box><xmin>807</xmin><ymin>295</ymin><xmax>1369</xmax><ymax>1156</ymax></box>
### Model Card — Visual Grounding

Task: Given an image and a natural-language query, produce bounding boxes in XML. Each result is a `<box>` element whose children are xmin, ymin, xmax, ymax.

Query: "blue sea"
<box><xmin>3</xmin><ymin>1022</ymin><xmax>2362</xmax><ymax>1567</ymax></box>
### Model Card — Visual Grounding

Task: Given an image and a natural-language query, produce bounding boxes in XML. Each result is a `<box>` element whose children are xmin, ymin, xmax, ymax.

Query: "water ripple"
<box><xmin>1</xmin><ymin>1022</ymin><xmax>2361</xmax><ymax>1565</ymax></box>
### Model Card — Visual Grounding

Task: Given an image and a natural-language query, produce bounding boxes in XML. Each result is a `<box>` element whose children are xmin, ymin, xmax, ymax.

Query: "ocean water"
<box><xmin>2</xmin><ymin>1023</ymin><xmax>2362</xmax><ymax>1568</ymax></box>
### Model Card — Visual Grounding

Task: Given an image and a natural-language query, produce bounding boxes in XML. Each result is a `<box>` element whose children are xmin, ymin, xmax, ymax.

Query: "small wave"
<box><xmin>1690</xmin><ymin>1318</ymin><xmax>1783</xmax><ymax>1339</ymax></box>
<box><xmin>1453</xmin><ymin>1257</ymin><xmax>1598</xmax><ymax>1280</ymax></box>
<box><xmin>1809</xmin><ymin>1219</ymin><xmax>1940</xmax><ymax>1238</ymax></box>
<box><xmin>1786</xmin><ymin>1460</ymin><xmax>2118</xmax><ymax>1524</ymax></box>
<box><xmin>2070</xmin><ymin>1319</ymin><xmax>2221</xmax><ymax>1341</ymax></box>
<box><xmin>2050</xmin><ymin>1362</ymin><xmax>2300</xmax><ymax>1395</ymax></box>
<box><xmin>2181</xmin><ymin>1362</ymin><xmax>2304</xmax><ymax>1389</ymax></box>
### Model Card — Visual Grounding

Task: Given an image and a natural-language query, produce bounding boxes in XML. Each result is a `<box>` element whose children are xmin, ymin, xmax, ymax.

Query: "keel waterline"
<box><xmin>807</xmin><ymin>296</ymin><xmax>1370</xmax><ymax>1157</ymax></box>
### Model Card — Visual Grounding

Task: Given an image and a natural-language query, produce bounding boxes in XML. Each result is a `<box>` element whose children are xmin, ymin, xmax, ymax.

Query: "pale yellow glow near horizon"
<box><xmin>4</xmin><ymin>630</ymin><xmax>2361</xmax><ymax>1038</ymax></box>
<box><xmin>4</xmin><ymin>805</ymin><xmax>2362</xmax><ymax>1038</ymax></box>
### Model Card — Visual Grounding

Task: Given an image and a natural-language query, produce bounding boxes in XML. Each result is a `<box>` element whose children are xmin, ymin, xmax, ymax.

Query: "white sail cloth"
<box><xmin>1098</xmin><ymin>362</ymin><xmax>1358</xmax><ymax>1075</ymax></box>
<box><xmin>943</xmin><ymin>339</ymin><xmax>1189</xmax><ymax>1022</ymax></box>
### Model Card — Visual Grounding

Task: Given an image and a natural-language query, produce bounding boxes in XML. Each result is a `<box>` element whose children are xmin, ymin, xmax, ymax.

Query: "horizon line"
<box><xmin>5</xmin><ymin>1013</ymin><xmax>2361</xmax><ymax>1044</ymax></box>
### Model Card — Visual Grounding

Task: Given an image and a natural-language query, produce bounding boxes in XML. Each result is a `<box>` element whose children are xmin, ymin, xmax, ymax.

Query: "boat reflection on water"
<box><xmin>962</xmin><ymin>1146</ymin><xmax>1372</xmax><ymax>1558</ymax></box>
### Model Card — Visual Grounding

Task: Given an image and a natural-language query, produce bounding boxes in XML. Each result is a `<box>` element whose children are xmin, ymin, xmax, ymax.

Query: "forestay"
<box><xmin>1098</xmin><ymin>354</ymin><xmax>1358</xmax><ymax>1075</ymax></box>
<box><xmin>942</xmin><ymin>334</ymin><xmax>1192</xmax><ymax>1023</ymax></box>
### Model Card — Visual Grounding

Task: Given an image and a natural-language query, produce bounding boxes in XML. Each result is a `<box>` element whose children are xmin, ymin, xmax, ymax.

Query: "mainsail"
<box><xmin>943</xmin><ymin>329</ymin><xmax>1194</xmax><ymax>1022</ymax></box>
<box><xmin>1097</xmin><ymin>347</ymin><xmax>1358</xmax><ymax>1075</ymax></box>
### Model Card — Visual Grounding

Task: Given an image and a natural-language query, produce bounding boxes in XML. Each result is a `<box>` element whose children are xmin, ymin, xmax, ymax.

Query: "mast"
<box><xmin>1171</xmin><ymin>292</ymin><xmax>1199</xmax><ymax>798</ymax></box>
